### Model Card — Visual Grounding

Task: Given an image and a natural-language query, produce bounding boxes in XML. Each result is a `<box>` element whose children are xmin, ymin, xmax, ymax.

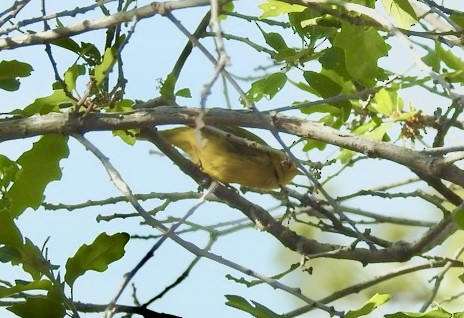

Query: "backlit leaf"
<box><xmin>7</xmin><ymin>294</ymin><xmax>65</xmax><ymax>318</ymax></box>
<box><xmin>225</xmin><ymin>295</ymin><xmax>283</xmax><ymax>318</ymax></box>
<box><xmin>0</xmin><ymin>60</ymin><xmax>33</xmax><ymax>91</ymax></box>
<box><xmin>0</xmin><ymin>154</ymin><xmax>19</xmax><ymax>190</ymax></box>
<box><xmin>346</xmin><ymin>293</ymin><xmax>391</xmax><ymax>318</ymax></box>
<box><xmin>0</xmin><ymin>279</ymin><xmax>51</xmax><ymax>298</ymax></box>
<box><xmin>95</xmin><ymin>47</ymin><xmax>116</xmax><ymax>87</ymax></box>
<box><xmin>65</xmin><ymin>232</ymin><xmax>129</xmax><ymax>286</ymax></box>
<box><xmin>259</xmin><ymin>0</ymin><xmax>306</xmax><ymax>19</ymax></box>
<box><xmin>7</xmin><ymin>135</ymin><xmax>69</xmax><ymax>217</ymax></box>
<box><xmin>382</xmin><ymin>0</ymin><xmax>417</xmax><ymax>29</ymax></box>
<box><xmin>22</xmin><ymin>90</ymin><xmax>74</xmax><ymax>117</ymax></box>
<box><xmin>245</xmin><ymin>72</ymin><xmax>287</xmax><ymax>103</ymax></box>
<box><xmin>0</xmin><ymin>208</ymin><xmax>23</xmax><ymax>248</ymax></box>
<box><xmin>64</xmin><ymin>64</ymin><xmax>86</xmax><ymax>91</ymax></box>
<box><xmin>334</xmin><ymin>22</ymin><xmax>390</xmax><ymax>87</ymax></box>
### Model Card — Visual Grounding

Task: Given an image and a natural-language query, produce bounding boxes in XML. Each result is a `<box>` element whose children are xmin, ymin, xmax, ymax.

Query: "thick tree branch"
<box><xmin>2</xmin><ymin>107</ymin><xmax>464</xmax><ymax>188</ymax></box>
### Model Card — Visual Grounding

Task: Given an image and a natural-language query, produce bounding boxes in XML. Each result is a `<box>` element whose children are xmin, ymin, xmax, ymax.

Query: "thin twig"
<box><xmin>0</xmin><ymin>0</ymin><xmax>31</xmax><ymax>28</ymax></box>
<box><xmin>104</xmin><ymin>182</ymin><xmax>218</xmax><ymax>317</ymax></box>
<box><xmin>144</xmin><ymin>236</ymin><xmax>216</xmax><ymax>306</ymax></box>
<box><xmin>73</xmin><ymin>131</ymin><xmax>341</xmax><ymax>316</ymax></box>
<box><xmin>419</xmin><ymin>244</ymin><xmax>464</xmax><ymax>312</ymax></box>
<box><xmin>420</xmin><ymin>146</ymin><xmax>464</xmax><ymax>155</ymax></box>
<box><xmin>0</xmin><ymin>0</ymin><xmax>117</xmax><ymax>36</ymax></box>
<box><xmin>0</xmin><ymin>0</ymin><xmax>215</xmax><ymax>49</ymax></box>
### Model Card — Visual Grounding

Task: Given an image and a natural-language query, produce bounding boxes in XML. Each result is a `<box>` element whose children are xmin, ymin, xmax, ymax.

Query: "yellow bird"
<box><xmin>159</xmin><ymin>126</ymin><xmax>298</xmax><ymax>189</ymax></box>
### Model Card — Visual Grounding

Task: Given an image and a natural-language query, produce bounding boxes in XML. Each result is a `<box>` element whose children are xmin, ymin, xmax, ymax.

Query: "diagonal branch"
<box><xmin>139</xmin><ymin>128</ymin><xmax>462</xmax><ymax>264</ymax></box>
<box><xmin>73</xmin><ymin>130</ymin><xmax>340</xmax><ymax>315</ymax></box>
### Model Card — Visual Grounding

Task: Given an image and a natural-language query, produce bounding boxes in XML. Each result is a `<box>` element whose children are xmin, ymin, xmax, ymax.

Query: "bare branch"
<box><xmin>0</xmin><ymin>0</ymin><xmax>218</xmax><ymax>50</ymax></box>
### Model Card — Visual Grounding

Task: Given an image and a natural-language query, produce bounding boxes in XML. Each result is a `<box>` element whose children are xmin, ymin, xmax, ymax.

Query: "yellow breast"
<box><xmin>159</xmin><ymin>126</ymin><xmax>298</xmax><ymax>189</ymax></box>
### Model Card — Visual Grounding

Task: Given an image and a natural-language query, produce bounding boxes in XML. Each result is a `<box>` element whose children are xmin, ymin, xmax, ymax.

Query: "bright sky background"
<box><xmin>1</xmin><ymin>1</ymin><xmax>463</xmax><ymax>317</ymax></box>
<box><xmin>1</xmin><ymin>1</ymin><xmax>307</xmax><ymax>317</ymax></box>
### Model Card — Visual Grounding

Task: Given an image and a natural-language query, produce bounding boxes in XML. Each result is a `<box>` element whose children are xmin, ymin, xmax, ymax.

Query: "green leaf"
<box><xmin>275</xmin><ymin>47</ymin><xmax>318</xmax><ymax>65</ymax></box>
<box><xmin>160</xmin><ymin>72</ymin><xmax>176</xmax><ymax>99</ymax></box>
<box><xmin>7</xmin><ymin>135</ymin><xmax>69</xmax><ymax>218</ymax></box>
<box><xmin>452</xmin><ymin>203</ymin><xmax>464</xmax><ymax>230</ymax></box>
<box><xmin>17</xmin><ymin>239</ymin><xmax>52</xmax><ymax>280</ymax></box>
<box><xmin>394</xmin><ymin>110</ymin><xmax>417</xmax><ymax>122</ymax></box>
<box><xmin>353</xmin><ymin>121</ymin><xmax>378</xmax><ymax>135</ymax></box>
<box><xmin>80</xmin><ymin>42</ymin><xmax>102</xmax><ymax>66</ymax></box>
<box><xmin>304</xmin><ymin>138</ymin><xmax>327</xmax><ymax>152</ymax></box>
<box><xmin>350</xmin><ymin>0</ymin><xmax>376</xmax><ymax>7</ymax></box>
<box><xmin>107</xmin><ymin>99</ymin><xmax>138</xmax><ymax>145</ymax></box>
<box><xmin>301</xmin><ymin>104</ymin><xmax>343</xmax><ymax>116</ymax></box>
<box><xmin>7</xmin><ymin>294</ymin><xmax>66</xmax><ymax>318</ymax></box>
<box><xmin>95</xmin><ymin>47</ymin><xmax>116</xmax><ymax>87</ymax></box>
<box><xmin>109</xmin><ymin>99</ymin><xmax>133</xmax><ymax>113</ymax></box>
<box><xmin>442</xmin><ymin>70</ymin><xmax>464</xmax><ymax>84</ymax></box>
<box><xmin>334</xmin><ymin>22</ymin><xmax>390</xmax><ymax>87</ymax></box>
<box><xmin>0</xmin><ymin>61</ymin><xmax>33</xmax><ymax>79</ymax></box>
<box><xmin>245</xmin><ymin>72</ymin><xmax>287</xmax><ymax>103</ymax></box>
<box><xmin>346</xmin><ymin>293</ymin><xmax>391</xmax><ymax>318</ymax></box>
<box><xmin>0</xmin><ymin>154</ymin><xmax>20</xmax><ymax>190</ymax></box>
<box><xmin>258</xmin><ymin>0</ymin><xmax>306</xmax><ymax>19</ymax></box>
<box><xmin>258</xmin><ymin>25</ymin><xmax>287</xmax><ymax>52</ymax></box>
<box><xmin>371</xmin><ymin>88</ymin><xmax>404</xmax><ymax>116</ymax></box>
<box><xmin>50</xmin><ymin>37</ymin><xmax>81</xmax><ymax>55</ymax></box>
<box><xmin>64</xmin><ymin>64</ymin><xmax>86</xmax><ymax>91</ymax></box>
<box><xmin>0</xmin><ymin>208</ymin><xmax>23</xmax><ymax>248</ymax></box>
<box><xmin>458</xmin><ymin>271</ymin><xmax>464</xmax><ymax>284</ymax></box>
<box><xmin>439</xmin><ymin>46</ymin><xmax>464</xmax><ymax>72</ymax></box>
<box><xmin>0</xmin><ymin>60</ymin><xmax>33</xmax><ymax>91</ymax></box>
<box><xmin>450</xmin><ymin>14</ymin><xmax>464</xmax><ymax>29</ymax></box>
<box><xmin>422</xmin><ymin>46</ymin><xmax>441</xmax><ymax>73</ymax></box>
<box><xmin>303</xmin><ymin>71</ymin><xmax>342</xmax><ymax>98</ymax></box>
<box><xmin>38</xmin><ymin>32</ymin><xmax>103</xmax><ymax>67</ymax></box>
<box><xmin>22</xmin><ymin>90</ymin><xmax>74</xmax><ymax>117</ymax></box>
<box><xmin>372</xmin><ymin>88</ymin><xmax>393</xmax><ymax>116</ymax></box>
<box><xmin>337</xmin><ymin>120</ymin><xmax>391</xmax><ymax>162</ymax></box>
<box><xmin>301</xmin><ymin>15</ymin><xmax>341</xmax><ymax>28</ymax></box>
<box><xmin>0</xmin><ymin>245</ymin><xmax>20</xmax><ymax>263</ymax></box>
<box><xmin>423</xmin><ymin>42</ymin><xmax>464</xmax><ymax>75</ymax></box>
<box><xmin>338</xmin><ymin>149</ymin><xmax>356</xmax><ymax>164</ymax></box>
<box><xmin>384</xmin><ymin>307</ymin><xmax>453</xmax><ymax>317</ymax></box>
<box><xmin>302</xmin><ymin>71</ymin><xmax>352</xmax><ymax>120</ymax></box>
<box><xmin>289</xmin><ymin>8</ymin><xmax>339</xmax><ymax>42</ymax></box>
<box><xmin>113</xmin><ymin>129</ymin><xmax>137</xmax><ymax>145</ymax></box>
<box><xmin>320</xmin><ymin>47</ymin><xmax>351</xmax><ymax>80</ymax></box>
<box><xmin>289</xmin><ymin>79</ymin><xmax>316</xmax><ymax>94</ymax></box>
<box><xmin>219</xmin><ymin>2</ymin><xmax>234</xmax><ymax>20</ymax></box>
<box><xmin>56</xmin><ymin>18</ymin><xmax>64</xmax><ymax>28</ymax></box>
<box><xmin>175</xmin><ymin>88</ymin><xmax>192</xmax><ymax>98</ymax></box>
<box><xmin>381</xmin><ymin>0</ymin><xmax>417</xmax><ymax>29</ymax></box>
<box><xmin>0</xmin><ymin>279</ymin><xmax>51</xmax><ymax>298</ymax></box>
<box><xmin>225</xmin><ymin>295</ymin><xmax>284</xmax><ymax>318</ymax></box>
<box><xmin>65</xmin><ymin>232</ymin><xmax>130</xmax><ymax>287</ymax></box>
